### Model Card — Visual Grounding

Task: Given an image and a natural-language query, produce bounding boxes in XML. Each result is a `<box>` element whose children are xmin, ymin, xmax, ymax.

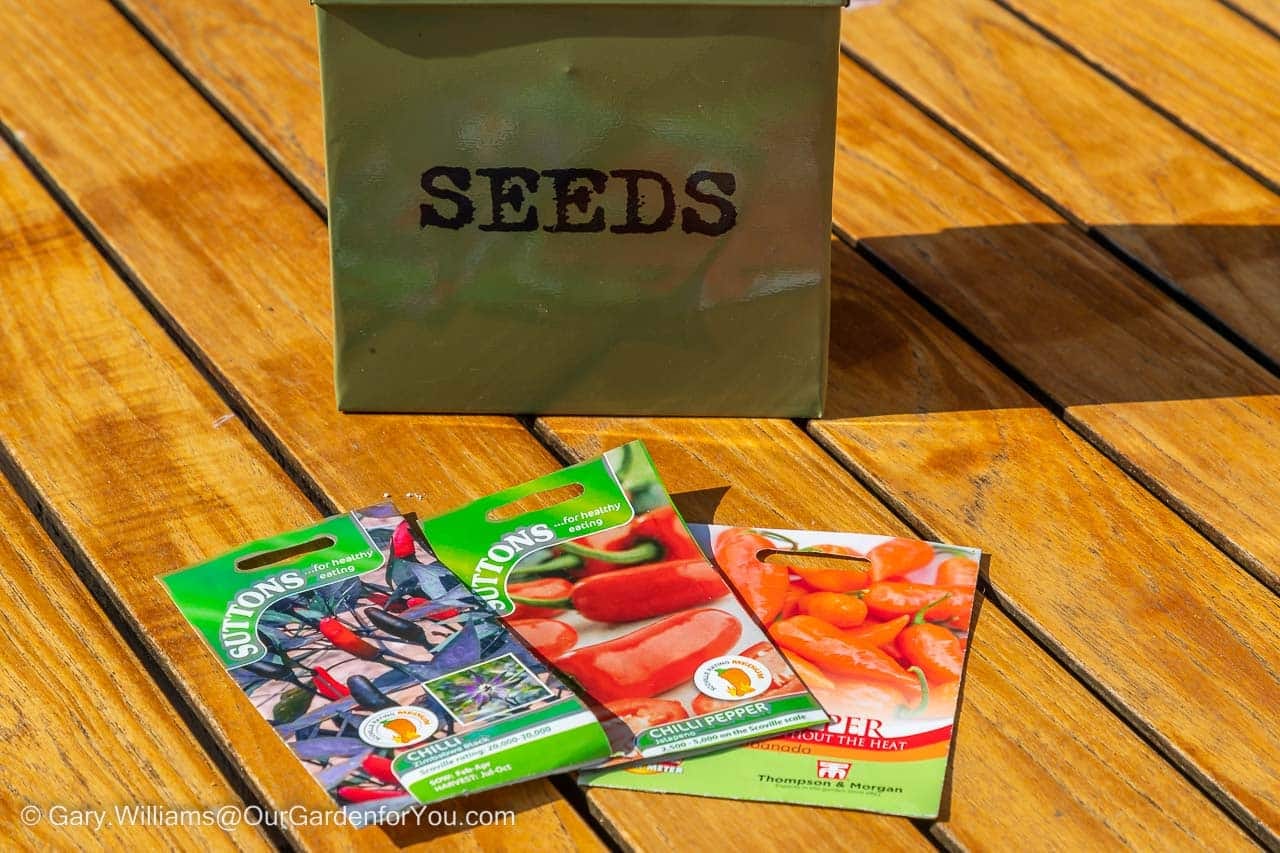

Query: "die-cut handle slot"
<box><xmin>486</xmin><ymin>483</ymin><xmax>585</xmax><ymax>522</ymax></box>
<box><xmin>762</xmin><ymin>549</ymin><xmax>869</xmax><ymax>572</ymax></box>
<box><xmin>235</xmin><ymin>535</ymin><xmax>336</xmax><ymax>572</ymax></box>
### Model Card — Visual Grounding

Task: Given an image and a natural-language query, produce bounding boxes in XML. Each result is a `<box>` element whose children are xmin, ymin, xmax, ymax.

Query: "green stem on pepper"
<box><xmin>507</xmin><ymin>552</ymin><xmax>586</xmax><ymax>578</ymax></box>
<box><xmin>556</xmin><ymin>539</ymin><xmax>661</xmax><ymax>565</ymax></box>
<box><xmin>749</xmin><ymin>529</ymin><xmax>801</xmax><ymax>549</ymax></box>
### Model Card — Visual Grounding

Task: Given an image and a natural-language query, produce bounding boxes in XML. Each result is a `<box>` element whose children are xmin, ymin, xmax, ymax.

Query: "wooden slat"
<box><xmin>0</xmin><ymin>12</ymin><xmax>599</xmax><ymax>851</ymax></box>
<box><xmin>15</xmin><ymin>0</ymin><xmax>1274</xmax><ymax>845</ymax></box>
<box><xmin>0</xmin><ymin>2</ymin><xmax>923</xmax><ymax>851</ymax></box>
<box><xmin>830</xmin><ymin>56</ymin><xmax>1280</xmax><ymax>597</ymax></box>
<box><xmin>816</xmin><ymin>242</ymin><xmax>1280</xmax><ymax>843</ymax></box>
<box><xmin>997</xmin><ymin>0</ymin><xmax>1280</xmax><ymax>187</ymax></box>
<box><xmin>1225</xmin><ymin>0</ymin><xmax>1280</xmax><ymax>34</ymax></box>
<box><xmin>0</xmin><ymin>435</ymin><xmax>270</xmax><ymax>848</ymax></box>
<box><xmin>116</xmin><ymin>0</ymin><xmax>326</xmax><ymax>203</ymax></box>
<box><xmin>841</xmin><ymin>0</ymin><xmax>1280</xmax><ymax>367</ymax></box>
<box><xmin>0</xmin><ymin>6</ymin><xmax>929</xmax><ymax>849</ymax></box>
<box><xmin>3</xmin><ymin>2</ymin><xmax>1247</xmax><ymax>848</ymax></box>
<box><xmin>537</xmin><ymin>418</ymin><xmax>1259</xmax><ymax>850</ymax></box>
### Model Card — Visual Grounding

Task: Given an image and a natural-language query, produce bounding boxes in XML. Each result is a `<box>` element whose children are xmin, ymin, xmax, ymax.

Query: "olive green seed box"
<box><xmin>314</xmin><ymin>0</ymin><xmax>843</xmax><ymax>415</ymax></box>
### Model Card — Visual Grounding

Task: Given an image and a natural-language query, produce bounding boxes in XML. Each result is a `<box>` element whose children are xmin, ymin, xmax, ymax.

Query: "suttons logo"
<box><xmin>221</xmin><ymin>570</ymin><xmax>306</xmax><ymax>661</ymax></box>
<box><xmin>816</xmin><ymin>760</ymin><xmax>850</xmax><ymax>781</ymax></box>
<box><xmin>470</xmin><ymin>524</ymin><xmax>556</xmax><ymax>613</ymax></box>
<box><xmin>420</xmin><ymin>167</ymin><xmax>738</xmax><ymax>237</ymax></box>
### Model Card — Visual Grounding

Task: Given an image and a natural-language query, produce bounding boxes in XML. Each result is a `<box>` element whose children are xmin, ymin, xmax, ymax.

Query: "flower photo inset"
<box><xmin>424</xmin><ymin>653</ymin><xmax>553</xmax><ymax>724</ymax></box>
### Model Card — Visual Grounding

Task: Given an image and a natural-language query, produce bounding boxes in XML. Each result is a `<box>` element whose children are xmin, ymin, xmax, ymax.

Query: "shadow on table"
<box><xmin>824</xmin><ymin>223</ymin><xmax>1280</xmax><ymax>419</ymax></box>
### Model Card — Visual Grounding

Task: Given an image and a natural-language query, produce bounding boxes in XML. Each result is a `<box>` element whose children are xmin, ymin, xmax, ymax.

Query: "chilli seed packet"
<box><xmin>417</xmin><ymin>441</ymin><xmax>830</xmax><ymax>765</ymax></box>
<box><xmin>161</xmin><ymin>504</ymin><xmax>613</xmax><ymax>822</ymax></box>
<box><xmin>579</xmin><ymin>525</ymin><xmax>982</xmax><ymax>819</ymax></box>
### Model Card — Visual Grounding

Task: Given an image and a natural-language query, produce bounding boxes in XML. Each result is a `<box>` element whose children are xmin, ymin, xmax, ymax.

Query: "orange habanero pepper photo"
<box><xmin>896</xmin><ymin>597</ymin><xmax>964</xmax><ymax>684</ymax></box>
<box><xmin>935</xmin><ymin>556</ymin><xmax>979</xmax><ymax>588</ymax></box>
<box><xmin>769</xmin><ymin>616</ymin><xmax>921</xmax><ymax>702</ymax></box>
<box><xmin>866</xmin><ymin>537</ymin><xmax>935</xmax><ymax>583</ymax></box>
<box><xmin>714</xmin><ymin>528</ymin><xmax>792</xmax><ymax>624</ymax></box>
<box><xmin>796</xmin><ymin>590</ymin><xmax>867</xmax><ymax>628</ymax></box>
<box><xmin>788</xmin><ymin>544</ymin><xmax>869</xmax><ymax>593</ymax></box>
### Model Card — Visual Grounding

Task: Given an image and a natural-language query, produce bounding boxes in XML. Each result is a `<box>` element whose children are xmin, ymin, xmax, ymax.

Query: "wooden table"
<box><xmin>0</xmin><ymin>0</ymin><xmax>1276</xmax><ymax>849</ymax></box>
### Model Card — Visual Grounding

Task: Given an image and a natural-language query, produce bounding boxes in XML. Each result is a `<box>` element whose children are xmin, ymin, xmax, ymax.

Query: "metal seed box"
<box><xmin>315</xmin><ymin>0</ymin><xmax>843</xmax><ymax>415</ymax></box>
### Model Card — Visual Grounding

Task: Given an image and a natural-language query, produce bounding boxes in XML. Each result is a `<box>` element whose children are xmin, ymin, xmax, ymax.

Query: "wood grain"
<box><xmin>0</xmin><ymin>2</ymin><xmax>914</xmax><ymax>851</ymax></box>
<box><xmin>1225</xmin><ymin>0</ymin><xmax>1280</xmax><ymax>33</ymax></box>
<box><xmin>0</xmin><ymin>458</ymin><xmax>270</xmax><ymax>849</ymax></box>
<box><xmin>841</xmin><ymin>0</ymin><xmax>1280</xmax><ymax>366</ymax></box>
<box><xmin>814</xmin><ymin>241</ymin><xmax>1280</xmax><ymax>843</ymax></box>
<box><xmin>999</xmin><ymin>0</ymin><xmax>1280</xmax><ymax>187</ymax></box>
<box><xmin>11</xmin><ymin>0</ymin><xmax>1272</xmax><ymax>848</ymax></box>
<box><xmin>119</xmin><ymin>0</ymin><xmax>326</xmax><ymax>203</ymax></box>
<box><xmin>539</xmin><ymin>418</ymin><xmax>1259</xmax><ymax>851</ymax></box>
<box><xmin>0</xmin><ymin>78</ymin><xmax>597</xmax><ymax>853</ymax></box>
<box><xmin>831</xmin><ymin>56</ymin><xmax>1280</xmax><ymax>596</ymax></box>
<box><xmin>75</xmin><ymin>0</ymin><xmax>1274</xmax><ymax>846</ymax></box>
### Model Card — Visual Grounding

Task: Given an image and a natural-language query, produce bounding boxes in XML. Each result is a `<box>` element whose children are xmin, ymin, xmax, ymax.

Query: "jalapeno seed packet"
<box><xmin>161</xmin><ymin>504</ymin><xmax>614</xmax><ymax>822</ymax></box>
<box><xmin>418</xmin><ymin>441</ymin><xmax>830</xmax><ymax>765</ymax></box>
<box><xmin>580</xmin><ymin>525</ymin><xmax>982</xmax><ymax>819</ymax></box>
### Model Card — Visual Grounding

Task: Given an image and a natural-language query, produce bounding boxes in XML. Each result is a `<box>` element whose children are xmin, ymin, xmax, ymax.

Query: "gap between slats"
<box><xmin>989</xmin><ymin>0</ymin><xmax>1280</xmax><ymax>199</ymax></box>
<box><xmin>51</xmin><ymin>1</ymin><xmax>1277</xmax><ymax>845</ymax></box>
<box><xmin>1217</xmin><ymin>0</ymin><xmax>1280</xmax><ymax>41</ymax></box>
<box><xmin>0</xmin><ymin>373</ymin><xmax>293</xmax><ymax>853</ymax></box>
<box><xmin>838</xmin><ymin>43</ymin><xmax>1280</xmax><ymax>383</ymax></box>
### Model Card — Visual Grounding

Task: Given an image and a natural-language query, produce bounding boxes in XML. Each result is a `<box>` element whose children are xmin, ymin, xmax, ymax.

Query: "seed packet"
<box><xmin>161</xmin><ymin>504</ymin><xmax>613</xmax><ymax>822</ymax></box>
<box><xmin>418</xmin><ymin>441</ymin><xmax>830</xmax><ymax>765</ymax></box>
<box><xmin>579</xmin><ymin>525</ymin><xmax>982</xmax><ymax>819</ymax></box>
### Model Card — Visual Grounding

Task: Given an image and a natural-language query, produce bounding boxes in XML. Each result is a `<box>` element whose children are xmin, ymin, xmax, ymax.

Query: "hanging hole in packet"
<box><xmin>234</xmin><ymin>535</ymin><xmax>336</xmax><ymax>572</ymax></box>
<box><xmin>761</xmin><ymin>549</ymin><xmax>871</xmax><ymax>572</ymax></box>
<box><xmin>485</xmin><ymin>482</ymin><xmax>585</xmax><ymax>522</ymax></box>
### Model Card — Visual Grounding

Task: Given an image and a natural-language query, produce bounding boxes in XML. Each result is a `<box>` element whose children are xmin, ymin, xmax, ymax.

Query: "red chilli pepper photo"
<box><xmin>556</xmin><ymin>608</ymin><xmax>741</xmax><ymax>702</ymax></box>
<box><xmin>778</xmin><ymin>585</ymin><xmax>808</xmax><ymax>620</ymax></box>
<box><xmin>360</xmin><ymin>754</ymin><xmax>402</xmax><ymax>787</ymax></box>
<box><xmin>318</xmin><ymin>616</ymin><xmax>380</xmax><ymax>660</ymax></box>
<box><xmin>844</xmin><ymin>614</ymin><xmax>910</xmax><ymax>650</ymax></box>
<box><xmin>796</xmin><ymin>591</ymin><xmax>868</xmax><ymax>628</ymax></box>
<box><xmin>509</xmin><ymin>618</ymin><xmax>578</xmax><ymax>659</ymax></box>
<box><xmin>864</xmin><ymin>582</ymin><xmax>973</xmax><ymax>628</ymax></box>
<box><xmin>603</xmin><ymin>697</ymin><xmax>689</xmax><ymax>729</ymax></box>
<box><xmin>367</xmin><ymin>591</ymin><xmax>409</xmax><ymax>613</ymax></box>
<box><xmin>516</xmin><ymin>559</ymin><xmax>728</xmax><ymax>623</ymax></box>
<box><xmin>311</xmin><ymin>666</ymin><xmax>350</xmax><ymax>700</ymax></box>
<box><xmin>558</xmin><ymin>506</ymin><xmax>702</xmax><ymax>573</ymax></box>
<box><xmin>337</xmin><ymin>785</ymin><xmax>405</xmax><ymax>803</ymax></box>
<box><xmin>391</xmin><ymin>520</ymin><xmax>415</xmax><ymax>559</ymax></box>
<box><xmin>507</xmin><ymin>577</ymin><xmax>574</xmax><ymax>620</ymax></box>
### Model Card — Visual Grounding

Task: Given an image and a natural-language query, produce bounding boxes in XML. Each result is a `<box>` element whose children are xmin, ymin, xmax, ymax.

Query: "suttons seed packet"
<box><xmin>580</xmin><ymin>525</ymin><xmax>982</xmax><ymax>819</ymax></box>
<box><xmin>418</xmin><ymin>441</ymin><xmax>830</xmax><ymax>764</ymax></box>
<box><xmin>161</xmin><ymin>504</ymin><xmax>613</xmax><ymax>822</ymax></box>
